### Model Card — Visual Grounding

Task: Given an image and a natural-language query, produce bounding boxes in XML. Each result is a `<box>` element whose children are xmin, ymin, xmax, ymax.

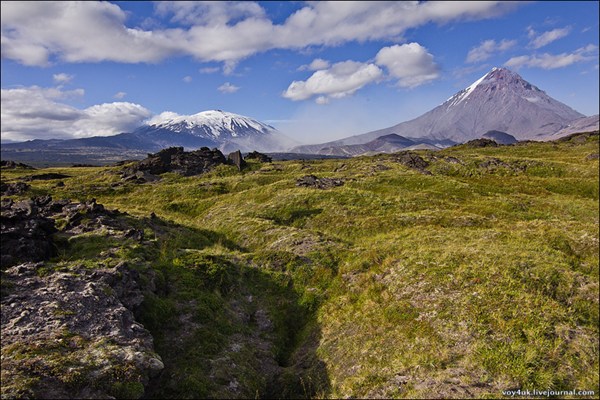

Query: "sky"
<box><xmin>1</xmin><ymin>1</ymin><xmax>599</xmax><ymax>144</ymax></box>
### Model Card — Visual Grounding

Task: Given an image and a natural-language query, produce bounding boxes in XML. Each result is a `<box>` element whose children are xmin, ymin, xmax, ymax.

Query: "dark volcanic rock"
<box><xmin>245</xmin><ymin>151</ymin><xmax>272</xmax><ymax>163</ymax></box>
<box><xmin>122</xmin><ymin>146</ymin><xmax>228</xmax><ymax>180</ymax></box>
<box><xmin>296</xmin><ymin>175</ymin><xmax>344</xmax><ymax>189</ymax></box>
<box><xmin>1</xmin><ymin>197</ymin><xmax>163</xmax><ymax>398</ymax></box>
<box><xmin>393</xmin><ymin>151</ymin><xmax>432</xmax><ymax>174</ymax></box>
<box><xmin>0</xmin><ymin>182</ymin><xmax>30</xmax><ymax>196</ymax></box>
<box><xmin>23</xmin><ymin>172</ymin><xmax>71</xmax><ymax>181</ymax></box>
<box><xmin>227</xmin><ymin>150</ymin><xmax>246</xmax><ymax>171</ymax></box>
<box><xmin>0</xmin><ymin>196</ymin><xmax>145</xmax><ymax>269</ymax></box>
<box><xmin>1</xmin><ymin>197</ymin><xmax>57</xmax><ymax>268</ymax></box>
<box><xmin>463</xmin><ymin>138</ymin><xmax>499</xmax><ymax>148</ymax></box>
<box><xmin>1</xmin><ymin>261</ymin><xmax>163</xmax><ymax>399</ymax></box>
<box><xmin>1</xmin><ymin>160</ymin><xmax>35</xmax><ymax>169</ymax></box>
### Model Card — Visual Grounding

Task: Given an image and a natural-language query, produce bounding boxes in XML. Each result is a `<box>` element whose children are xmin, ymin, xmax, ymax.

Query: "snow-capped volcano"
<box><xmin>145</xmin><ymin>110</ymin><xmax>278</xmax><ymax>140</ymax></box>
<box><xmin>135</xmin><ymin>109</ymin><xmax>297</xmax><ymax>152</ymax></box>
<box><xmin>293</xmin><ymin>67</ymin><xmax>587</xmax><ymax>154</ymax></box>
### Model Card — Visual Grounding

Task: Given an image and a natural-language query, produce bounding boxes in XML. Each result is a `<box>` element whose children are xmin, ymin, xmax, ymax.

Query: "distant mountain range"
<box><xmin>1</xmin><ymin>68</ymin><xmax>598</xmax><ymax>164</ymax></box>
<box><xmin>1</xmin><ymin>110</ymin><xmax>298</xmax><ymax>165</ymax></box>
<box><xmin>292</xmin><ymin>67</ymin><xmax>598</xmax><ymax>155</ymax></box>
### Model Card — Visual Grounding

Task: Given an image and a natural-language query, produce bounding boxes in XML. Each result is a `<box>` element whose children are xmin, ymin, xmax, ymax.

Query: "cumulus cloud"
<box><xmin>183</xmin><ymin>75</ymin><xmax>193</xmax><ymax>83</ymax></box>
<box><xmin>146</xmin><ymin>111</ymin><xmax>181</xmax><ymax>126</ymax></box>
<box><xmin>298</xmin><ymin>58</ymin><xmax>330</xmax><ymax>71</ymax></box>
<box><xmin>375</xmin><ymin>43</ymin><xmax>440</xmax><ymax>87</ymax></box>
<box><xmin>283</xmin><ymin>43</ymin><xmax>440</xmax><ymax>103</ymax></box>
<box><xmin>283</xmin><ymin>60</ymin><xmax>383</xmax><ymax>103</ymax></box>
<box><xmin>1</xmin><ymin>86</ymin><xmax>151</xmax><ymax>141</ymax></box>
<box><xmin>529</xmin><ymin>27</ymin><xmax>571</xmax><ymax>49</ymax></box>
<box><xmin>0</xmin><ymin>1</ymin><xmax>522</xmax><ymax>68</ymax></box>
<box><xmin>466</xmin><ymin>39</ymin><xmax>517</xmax><ymax>63</ymax></box>
<box><xmin>218</xmin><ymin>82</ymin><xmax>240</xmax><ymax>93</ymax></box>
<box><xmin>52</xmin><ymin>73</ymin><xmax>74</xmax><ymax>84</ymax></box>
<box><xmin>504</xmin><ymin>44</ymin><xmax>598</xmax><ymax>70</ymax></box>
<box><xmin>113</xmin><ymin>91</ymin><xmax>127</xmax><ymax>99</ymax></box>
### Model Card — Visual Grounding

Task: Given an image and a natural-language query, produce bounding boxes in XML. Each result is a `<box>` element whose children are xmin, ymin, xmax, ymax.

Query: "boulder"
<box><xmin>296</xmin><ymin>175</ymin><xmax>344</xmax><ymax>189</ymax></box>
<box><xmin>0</xmin><ymin>182</ymin><xmax>30</xmax><ymax>196</ymax></box>
<box><xmin>227</xmin><ymin>150</ymin><xmax>246</xmax><ymax>171</ymax></box>
<box><xmin>0</xmin><ymin>197</ymin><xmax>57</xmax><ymax>269</ymax></box>
<box><xmin>393</xmin><ymin>151</ymin><xmax>432</xmax><ymax>174</ymax></box>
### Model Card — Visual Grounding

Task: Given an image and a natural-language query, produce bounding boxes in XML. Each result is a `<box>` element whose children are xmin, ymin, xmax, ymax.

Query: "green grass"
<box><xmin>1</xmin><ymin>133</ymin><xmax>598</xmax><ymax>398</ymax></box>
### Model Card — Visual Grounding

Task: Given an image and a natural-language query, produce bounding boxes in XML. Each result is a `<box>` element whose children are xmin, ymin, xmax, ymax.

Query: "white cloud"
<box><xmin>283</xmin><ymin>60</ymin><xmax>383</xmax><ymax>103</ymax></box>
<box><xmin>0</xmin><ymin>1</ymin><xmax>523</xmax><ymax>68</ymax></box>
<box><xmin>52</xmin><ymin>73</ymin><xmax>74</xmax><ymax>84</ymax></box>
<box><xmin>199</xmin><ymin>66</ymin><xmax>220</xmax><ymax>74</ymax></box>
<box><xmin>375</xmin><ymin>43</ymin><xmax>440</xmax><ymax>88</ymax></box>
<box><xmin>529</xmin><ymin>27</ymin><xmax>571</xmax><ymax>49</ymax></box>
<box><xmin>113</xmin><ymin>91</ymin><xmax>127</xmax><ymax>99</ymax></box>
<box><xmin>283</xmin><ymin>42</ymin><xmax>439</xmax><ymax>103</ymax></box>
<box><xmin>154</xmin><ymin>1</ymin><xmax>266</xmax><ymax>27</ymax></box>
<box><xmin>504</xmin><ymin>44</ymin><xmax>598</xmax><ymax>70</ymax></box>
<box><xmin>146</xmin><ymin>111</ymin><xmax>181</xmax><ymax>126</ymax></box>
<box><xmin>183</xmin><ymin>75</ymin><xmax>192</xmax><ymax>83</ymax></box>
<box><xmin>298</xmin><ymin>58</ymin><xmax>330</xmax><ymax>71</ymax></box>
<box><xmin>217</xmin><ymin>82</ymin><xmax>240</xmax><ymax>93</ymax></box>
<box><xmin>466</xmin><ymin>39</ymin><xmax>517</xmax><ymax>63</ymax></box>
<box><xmin>0</xmin><ymin>86</ymin><xmax>151</xmax><ymax>141</ymax></box>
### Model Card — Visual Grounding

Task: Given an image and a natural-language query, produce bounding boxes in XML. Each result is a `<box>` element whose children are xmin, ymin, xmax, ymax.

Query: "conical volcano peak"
<box><xmin>446</xmin><ymin>67</ymin><xmax>542</xmax><ymax>107</ymax></box>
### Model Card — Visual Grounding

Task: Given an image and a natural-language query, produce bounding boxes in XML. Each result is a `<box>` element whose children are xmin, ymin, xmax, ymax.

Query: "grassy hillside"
<box><xmin>1</xmin><ymin>132</ymin><xmax>598</xmax><ymax>398</ymax></box>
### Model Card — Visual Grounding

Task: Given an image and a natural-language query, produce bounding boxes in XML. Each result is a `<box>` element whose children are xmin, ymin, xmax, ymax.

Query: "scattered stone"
<box><xmin>478</xmin><ymin>158</ymin><xmax>510</xmax><ymax>170</ymax></box>
<box><xmin>0</xmin><ymin>182</ymin><xmax>30</xmax><ymax>196</ymax></box>
<box><xmin>296</xmin><ymin>175</ymin><xmax>344</xmax><ymax>189</ymax></box>
<box><xmin>227</xmin><ymin>150</ymin><xmax>246</xmax><ymax>171</ymax></box>
<box><xmin>0</xmin><ymin>196</ymin><xmax>146</xmax><ymax>269</ymax></box>
<box><xmin>71</xmin><ymin>163</ymin><xmax>98</xmax><ymax>167</ymax></box>
<box><xmin>444</xmin><ymin>156</ymin><xmax>463</xmax><ymax>164</ymax></box>
<box><xmin>1</xmin><ymin>160</ymin><xmax>35</xmax><ymax>169</ymax></box>
<box><xmin>585</xmin><ymin>153</ymin><xmax>599</xmax><ymax>160</ymax></box>
<box><xmin>22</xmin><ymin>172</ymin><xmax>71</xmax><ymax>181</ymax></box>
<box><xmin>245</xmin><ymin>151</ymin><xmax>272</xmax><ymax>163</ymax></box>
<box><xmin>393</xmin><ymin>151</ymin><xmax>432</xmax><ymax>174</ymax></box>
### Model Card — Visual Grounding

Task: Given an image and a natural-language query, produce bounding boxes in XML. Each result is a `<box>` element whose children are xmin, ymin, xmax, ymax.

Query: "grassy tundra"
<box><xmin>1</xmin><ymin>132</ymin><xmax>598</xmax><ymax>399</ymax></box>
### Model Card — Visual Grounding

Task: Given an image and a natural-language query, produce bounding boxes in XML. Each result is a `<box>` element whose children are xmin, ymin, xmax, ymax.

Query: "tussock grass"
<box><xmin>2</xmin><ymin>133</ymin><xmax>598</xmax><ymax>398</ymax></box>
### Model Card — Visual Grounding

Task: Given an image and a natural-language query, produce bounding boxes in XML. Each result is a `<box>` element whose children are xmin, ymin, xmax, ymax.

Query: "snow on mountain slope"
<box><xmin>293</xmin><ymin>67</ymin><xmax>586</xmax><ymax>154</ymax></box>
<box><xmin>145</xmin><ymin>110</ymin><xmax>277</xmax><ymax>139</ymax></box>
<box><xmin>137</xmin><ymin>110</ymin><xmax>297</xmax><ymax>152</ymax></box>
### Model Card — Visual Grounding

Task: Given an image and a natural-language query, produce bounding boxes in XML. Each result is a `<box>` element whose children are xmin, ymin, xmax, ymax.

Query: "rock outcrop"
<box><xmin>296</xmin><ymin>175</ymin><xmax>344</xmax><ymax>189</ymax></box>
<box><xmin>1</xmin><ymin>197</ymin><xmax>57</xmax><ymax>268</ymax></box>
<box><xmin>121</xmin><ymin>147</ymin><xmax>228</xmax><ymax>180</ymax></box>
<box><xmin>1</xmin><ymin>196</ymin><xmax>162</xmax><ymax>398</ymax></box>
<box><xmin>245</xmin><ymin>151</ymin><xmax>272</xmax><ymax>163</ymax></box>
<box><xmin>1</xmin><ymin>160</ymin><xmax>35</xmax><ymax>169</ymax></box>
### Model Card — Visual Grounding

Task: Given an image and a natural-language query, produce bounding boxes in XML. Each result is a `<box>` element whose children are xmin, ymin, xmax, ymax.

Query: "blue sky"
<box><xmin>1</xmin><ymin>1</ymin><xmax>598</xmax><ymax>144</ymax></box>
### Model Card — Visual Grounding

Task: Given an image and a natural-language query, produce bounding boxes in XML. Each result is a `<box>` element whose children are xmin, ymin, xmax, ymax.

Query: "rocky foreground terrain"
<box><xmin>1</xmin><ymin>134</ymin><xmax>598</xmax><ymax>398</ymax></box>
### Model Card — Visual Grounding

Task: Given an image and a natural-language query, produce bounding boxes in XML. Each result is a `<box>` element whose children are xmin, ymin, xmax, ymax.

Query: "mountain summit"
<box><xmin>293</xmin><ymin>67</ymin><xmax>588</xmax><ymax>153</ymax></box>
<box><xmin>142</xmin><ymin>110</ymin><xmax>278</xmax><ymax>140</ymax></box>
<box><xmin>134</xmin><ymin>110</ymin><xmax>297</xmax><ymax>153</ymax></box>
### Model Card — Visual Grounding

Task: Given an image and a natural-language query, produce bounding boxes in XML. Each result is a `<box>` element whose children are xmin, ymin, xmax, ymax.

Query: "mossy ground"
<box><xmin>1</xmin><ymin>133</ymin><xmax>598</xmax><ymax>398</ymax></box>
